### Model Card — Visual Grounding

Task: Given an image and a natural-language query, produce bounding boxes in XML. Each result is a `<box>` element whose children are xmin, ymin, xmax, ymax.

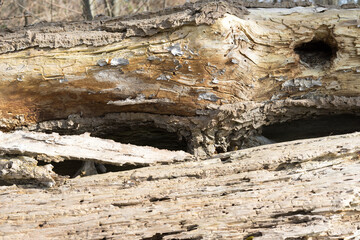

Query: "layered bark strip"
<box><xmin>1</xmin><ymin>133</ymin><xmax>360</xmax><ymax>239</ymax></box>
<box><xmin>0</xmin><ymin>131</ymin><xmax>191</xmax><ymax>166</ymax></box>
<box><xmin>0</xmin><ymin>1</ymin><xmax>359</xmax><ymax>155</ymax></box>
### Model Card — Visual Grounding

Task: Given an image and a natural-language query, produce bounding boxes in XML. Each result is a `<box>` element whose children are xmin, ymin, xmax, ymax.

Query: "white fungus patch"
<box><xmin>198</xmin><ymin>92</ymin><xmax>220</xmax><ymax>102</ymax></box>
<box><xmin>282</xmin><ymin>78</ymin><xmax>322</xmax><ymax>91</ymax></box>
<box><xmin>97</xmin><ymin>59</ymin><xmax>108</xmax><ymax>67</ymax></box>
<box><xmin>110</xmin><ymin>58</ymin><xmax>129</xmax><ymax>66</ymax></box>
<box><xmin>156</xmin><ymin>74</ymin><xmax>172</xmax><ymax>81</ymax></box>
<box><xmin>212</xmin><ymin>77</ymin><xmax>219</xmax><ymax>84</ymax></box>
<box><xmin>168</xmin><ymin>44</ymin><xmax>184</xmax><ymax>56</ymax></box>
<box><xmin>231</xmin><ymin>58</ymin><xmax>239</xmax><ymax>64</ymax></box>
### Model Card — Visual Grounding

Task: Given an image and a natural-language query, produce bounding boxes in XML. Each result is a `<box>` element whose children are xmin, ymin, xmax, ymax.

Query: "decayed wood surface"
<box><xmin>0</xmin><ymin>1</ymin><xmax>360</xmax><ymax>239</ymax></box>
<box><xmin>0</xmin><ymin>130</ymin><xmax>191</xmax><ymax>166</ymax></box>
<box><xmin>0</xmin><ymin>1</ymin><xmax>359</xmax><ymax>156</ymax></box>
<box><xmin>1</xmin><ymin>132</ymin><xmax>360</xmax><ymax>239</ymax></box>
<box><xmin>0</xmin><ymin>130</ymin><xmax>191</xmax><ymax>186</ymax></box>
<box><xmin>1</xmin><ymin>5</ymin><xmax>359</xmax><ymax>123</ymax></box>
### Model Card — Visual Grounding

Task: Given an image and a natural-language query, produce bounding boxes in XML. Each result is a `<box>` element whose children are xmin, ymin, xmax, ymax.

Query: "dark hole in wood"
<box><xmin>0</xmin><ymin>180</ymin><xmax>14</xmax><ymax>186</ymax></box>
<box><xmin>90</xmin><ymin>124</ymin><xmax>188</xmax><ymax>151</ymax></box>
<box><xmin>38</xmin><ymin>221</ymin><xmax>46</xmax><ymax>227</ymax></box>
<box><xmin>37</xmin><ymin>160</ymin><xmax>82</xmax><ymax>177</ymax></box>
<box><xmin>262</xmin><ymin>114</ymin><xmax>360</xmax><ymax>143</ymax></box>
<box><xmin>294</xmin><ymin>40</ymin><xmax>336</xmax><ymax>68</ymax></box>
<box><xmin>37</xmin><ymin>160</ymin><xmax>142</xmax><ymax>178</ymax></box>
<box><xmin>35</xmin><ymin>120</ymin><xmax>188</xmax><ymax>177</ymax></box>
<box><xmin>44</xmin><ymin>123</ymin><xmax>188</xmax><ymax>152</ymax></box>
<box><xmin>103</xmin><ymin>163</ymin><xmax>142</xmax><ymax>172</ymax></box>
<box><xmin>216</xmin><ymin>146</ymin><xmax>225</xmax><ymax>154</ymax></box>
<box><xmin>272</xmin><ymin>209</ymin><xmax>313</xmax><ymax>218</ymax></box>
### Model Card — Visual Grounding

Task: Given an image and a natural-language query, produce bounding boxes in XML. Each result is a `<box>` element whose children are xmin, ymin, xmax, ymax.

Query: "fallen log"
<box><xmin>1</xmin><ymin>132</ymin><xmax>360</xmax><ymax>239</ymax></box>
<box><xmin>0</xmin><ymin>1</ymin><xmax>359</xmax><ymax>156</ymax></box>
<box><xmin>0</xmin><ymin>1</ymin><xmax>360</xmax><ymax>239</ymax></box>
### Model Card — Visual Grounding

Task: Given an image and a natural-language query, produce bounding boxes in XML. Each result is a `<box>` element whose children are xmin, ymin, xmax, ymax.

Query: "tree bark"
<box><xmin>112</xmin><ymin>0</ymin><xmax>122</xmax><ymax>16</ymax></box>
<box><xmin>82</xmin><ymin>0</ymin><xmax>94</xmax><ymax>20</ymax></box>
<box><xmin>104</xmin><ymin>0</ymin><xmax>113</xmax><ymax>17</ymax></box>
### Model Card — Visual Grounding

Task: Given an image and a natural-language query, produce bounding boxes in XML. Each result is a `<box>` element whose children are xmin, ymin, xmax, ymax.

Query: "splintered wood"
<box><xmin>1</xmin><ymin>133</ymin><xmax>360</xmax><ymax>239</ymax></box>
<box><xmin>0</xmin><ymin>131</ymin><xmax>191</xmax><ymax>166</ymax></box>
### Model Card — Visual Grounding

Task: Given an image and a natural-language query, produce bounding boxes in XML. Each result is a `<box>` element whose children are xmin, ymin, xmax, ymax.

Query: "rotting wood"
<box><xmin>0</xmin><ymin>130</ymin><xmax>191</xmax><ymax>166</ymax></box>
<box><xmin>0</xmin><ymin>1</ymin><xmax>360</xmax><ymax>238</ymax></box>
<box><xmin>0</xmin><ymin>1</ymin><xmax>359</xmax><ymax>156</ymax></box>
<box><xmin>1</xmin><ymin>133</ymin><xmax>360</xmax><ymax>239</ymax></box>
<box><xmin>0</xmin><ymin>130</ymin><xmax>191</xmax><ymax>185</ymax></box>
<box><xmin>0</xmin><ymin>155</ymin><xmax>57</xmax><ymax>187</ymax></box>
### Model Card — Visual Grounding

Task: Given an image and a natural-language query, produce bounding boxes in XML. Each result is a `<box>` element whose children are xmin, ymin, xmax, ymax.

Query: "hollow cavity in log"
<box><xmin>262</xmin><ymin>114</ymin><xmax>360</xmax><ymax>143</ymax></box>
<box><xmin>293</xmin><ymin>26</ymin><xmax>338</xmax><ymax>69</ymax></box>
<box><xmin>36</xmin><ymin>160</ymin><xmax>142</xmax><ymax>178</ymax></box>
<box><xmin>33</xmin><ymin>115</ymin><xmax>191</xmax><ymax>152</ymax></box>
<box><xmin>0</xmin><ymin>1</ymin><xmax>359</xmax><ymax>181</ymax></box>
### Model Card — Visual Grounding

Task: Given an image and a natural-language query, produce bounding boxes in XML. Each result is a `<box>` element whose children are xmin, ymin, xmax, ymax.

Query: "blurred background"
<box><xmin>0</xmin><ymin>0</ymin><xmax>191</xmax><ymax>28</ymax></box>
<box><xmin>0</xmin><ymin>0</ymin><xmax>358</xmax><ymax>29</ymax></box>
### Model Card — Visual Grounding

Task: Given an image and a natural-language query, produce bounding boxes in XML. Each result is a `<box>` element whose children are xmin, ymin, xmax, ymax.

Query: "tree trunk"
<box><xmin>1</xmin><ymin>1</ymin><xmax>359</xmax><ymax>156</ymax></box>
<box><xmin>82</xmin><ymin>0</ymin><xmax>95</xmax><ymax>20</ymax></box>
<box><xmin>104</xmin><ymin>0</ymin><xmax>113</xmax><ymax>17</ymax></box>
<box><xmin>112</xmin><ymin>0</ymin><xmax>122</xmax><ymax>16</ymax></box>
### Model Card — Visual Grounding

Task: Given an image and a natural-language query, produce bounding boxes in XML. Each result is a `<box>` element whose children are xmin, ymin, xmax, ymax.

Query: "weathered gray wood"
<box><xmin>0</xmin><ymin>131</ymin><xmax>191</xmax><ymax>166</ymax></box>
<box><xmin>1</xmin><ymin>132</ymin><xmax>360</xmax><ymax>239</ymax></box>
<box><xmin>0</xmin><ymin>156</ymin><xmax>56</xmax><ymax>187</ymax></box>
